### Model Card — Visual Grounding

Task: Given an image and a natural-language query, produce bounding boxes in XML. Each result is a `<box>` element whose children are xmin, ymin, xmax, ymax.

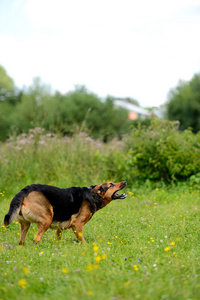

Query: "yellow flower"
<box><xmin>107</xmin><ymin>242</ymin><xmax>112</xmax><ymax>245</ymax></box>
<box><xmin>62</xmin><ymin>268</ymin><xmax>68</xmax><ymax>273</ymax></box>
<box><xmin>93</xmin><ymin>245</ymin><xmax>99</xmax><ymax>252</ymax></box>
<box><xmin>102</xmin><ymin>254</ymin><xmax>107</xmax><ymax>260</ymax></box>
<box><xmin>124</xmin><ymin>280</ymin><xmax>132</xmax><ymax>286</ymax></box>
<box><xmin>23</xmin><ymin>267</ymin><xmax>30</xmax><ymax>274</ymax></box>
<box><xmin>170</xmin><ymin>242</ymin><xmax>175</xmax><ymax>246</ymax></box>
<box><xmin>133</xmin><ymin>265</ymin><xmax>139</xmax><ymax>271</ymax></box>
<box><xmin>164</xmin><ymin>246</ymin><xmax>170</xmax><ymax>251</ymax></box>
<box><xmin>95</xmin><ymin>255</ymin><xmax>101</xmax><ymax>263</ymax></box>
<box><xmin>176</xmin><ymin>237</ymin><xmax>181</xmax><ymax>241</ymax></box>
<box><xmin>86</xmin><ymin>264</ymin><xmax>94</xmax><ymax>271</ymax></box>
<box><xmin>18</xmin><ymin>279</ymin><xmax>27</xmax><ymax>289</ymax></box>
<box><xmin>87</xmin><ymin>291</ymin><xmax>93</xmax><ymax>296</ymax></box>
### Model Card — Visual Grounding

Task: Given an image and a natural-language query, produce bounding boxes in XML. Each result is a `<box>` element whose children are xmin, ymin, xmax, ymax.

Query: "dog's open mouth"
<box><xmin>112</xmin><ymin>189</ymin><xmax>127</xmax><ymax>200</ymax></box>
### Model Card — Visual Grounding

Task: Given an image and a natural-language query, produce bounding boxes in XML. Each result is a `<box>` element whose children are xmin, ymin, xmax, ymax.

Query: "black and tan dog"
<box><xmin>4</xmin><ymin>181</ymin><xmax>127</xmax><ymax>245</ymax></box>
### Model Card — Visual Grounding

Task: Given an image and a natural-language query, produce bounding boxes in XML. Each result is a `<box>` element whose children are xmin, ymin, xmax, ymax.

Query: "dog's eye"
<box><xmin>110</xmin><ymin>183</ymin><xmax>114</xmax><ymax>188</ymax></box>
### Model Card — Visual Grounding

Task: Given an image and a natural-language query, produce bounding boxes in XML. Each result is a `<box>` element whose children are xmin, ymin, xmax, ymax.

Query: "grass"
<box><xmin>0</xmin><ymin>185</ymin><xmax>200</xmax><ymax>300</ymax></box>
<box><xmin>0</xmin><ymin>129</ymin><xmax>200</xmax><ymax>299</ymax></box>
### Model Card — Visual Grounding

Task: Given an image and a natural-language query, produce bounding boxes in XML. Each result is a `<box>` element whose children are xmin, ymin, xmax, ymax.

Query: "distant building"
<box><xmin>114</xmin><ymin>99</ymin><xmax>150</xmax><ymax>120</ymax></box>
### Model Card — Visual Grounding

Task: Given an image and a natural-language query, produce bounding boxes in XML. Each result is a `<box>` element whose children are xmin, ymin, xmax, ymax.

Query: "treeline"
<box><xmin>0</xmin><ymin>75</ymin><xmax>133</xmax><ymax>142</ymax></box>
<box><xmin>1</xmin><ymin>64</ymin><xmax>200</xmax><ymax>142</ymax></box>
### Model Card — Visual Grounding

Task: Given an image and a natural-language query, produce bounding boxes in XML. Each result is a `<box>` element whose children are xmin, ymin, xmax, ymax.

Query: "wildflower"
<box><xmin>124</xmin><ymin>256</ymin><xmax>128</xmax><ymax>260</ymax></box>
<box><xmin>13</xmin><ymin>266</ymin><xmax>17</xmax><ymax>271</ymax></box>
<box><xmin>55</xmin><ymin>248</ymin><xmax>58</xmax><ymax>252</ymax></box>
<box><xmin>93</xmin><ymin>245</ymin><xmax>99</xmax><ymax>252</ymax></box>
<box><xmin>124</xmin><ymin>280</ymin><xmax>132</xmax><ymax>286</ymax></box>
<box><xmin>18</xmin><ymin>279</ymin><xmax>27</xmax><ymax>289</ymax></box>
<box><xmin>164</xmin><ymin>247</ymin><xmax>170</xmax><ymax>252</ymax></box>
<box><xmin>170</xmin><ymin>242</ymin><xmax>175</xmax><ymax>246</ymax></box>
<box><xmin>86</xmin><ymin>264</ymin><xmax>94</xmax><ymax>271</ymax></box>
<box><xmin>107</xmin><ymin>242</ymin><xmax>112</xmax><ymax>245</ymax></box>
<box><xmin>23</xmin><ymin>267</ymin><xmax>30</xmax><ymax>274</ymax></box>
<box><xmin>95</xmin><ymin>255</ymin><xmax>101</xmax><ymax>263</ymax></box>
<box><xmin>176</xmin><ymin>237</ymin><xmax>181</xmax><ymax>241</ymax></box>
<box><xmin>62</xmin><ymin>268</ymin><xmax>68</xmax><ymax>273</ymax></box>
<box><xmin>138</xmin><ymin>258</ymin><xmax>141</xmax><ymax>263</ymax></box>
<box><xmin>87</xmin><ymin>291</ymin><xmax>93</xmax><ymax>296</ymax></box>
<box><xmin>133</xmin><ymin>265</ymin><xmax>139</xmax><ymax>271</ymax></box>
<box><xmin>76</xmin><ymin>269</ymin><xmax>81</xmax><ymax>273</ymax></box>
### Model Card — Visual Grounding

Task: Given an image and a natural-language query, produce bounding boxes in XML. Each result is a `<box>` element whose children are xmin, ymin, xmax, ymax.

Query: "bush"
<box><xmin>105</xmin><ymin>119</ymin><xmax>200</xmax><ymax>184</ymax></box>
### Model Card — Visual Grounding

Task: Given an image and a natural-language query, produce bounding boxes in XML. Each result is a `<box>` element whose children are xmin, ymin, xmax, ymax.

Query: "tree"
<box><xmin>167</xmin><ymin>73</ymin><xmax>200</xmax><ymax>132</ymax></box>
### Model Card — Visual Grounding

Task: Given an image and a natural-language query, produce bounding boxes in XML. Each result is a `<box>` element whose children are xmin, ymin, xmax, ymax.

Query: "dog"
<box><xmin>4</xmin><ymin>181</ymin><xmax>127</xmax><ymax>245</ymax></box>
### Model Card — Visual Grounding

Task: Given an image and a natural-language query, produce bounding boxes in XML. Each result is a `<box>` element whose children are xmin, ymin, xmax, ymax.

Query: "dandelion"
<box><xmin>18</xmin><ymin>279</ymin><xmax>27</xmax><ymax>289</ymax></box>
<box><xmin>95</xmin><ymin>255</ymin><xmax>101</xmax><ymax>263</ymax></box>
<box><xmin>124</xmin><ymin>280</ymin><xmax>132</xmax><ymax>286</ymax></box>
<box><xmin>170</xmin><ymin>242</ymin><xmax>175</xmax><ymax>246</ymax></box>
<box><xmin>62</xmin><ymin>268</ymin><xmax>68</xmax><ymax>273</ymax></box>
<box><xmin>133</xmin><ymin>265</ymin><xmax>139</xmax><ymax>271</ymax></box>
<box><xmin>86</xmin><ymin>264</ymin><xmax>94</xmax><ymax>271</ymax></box>
<box><xmin>23</xmin><ymin>267</ymin><xmax>30</xmax><ymax>274</ymax></box>
<box><xmin>87</xmin><ymin>291</ymin><xmax>93</xmax><ymax>296</ymax></box>
<box><xmin>102</xmin><ymin>254</ymin><xmax>106</xmax><ymax>260</ymax></box>
<box><xmin>107</xmin><ymin>242</ymin><xmax>112</xmax><ymax>245</ymax></box>
<box><xmin>164</xmin><ymin>246</ymin><xmax>170</xmax><ymax>252</ymax></box>
<box><xmin>176</xmin><ymin>237</ymin><xmax>181</xmax><ymax>241</ymax></box>
<box><xmin>93</xmin><ymin>245</ymin><xmax>99</xmax><ymax>252</ymax></box>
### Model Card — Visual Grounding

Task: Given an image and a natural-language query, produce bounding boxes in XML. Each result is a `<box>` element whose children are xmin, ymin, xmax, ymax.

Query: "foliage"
<box><xmin>167</xmin><ymin>73</ymin><xmax>200</xmax><ymax>132</ymax></box>
<box><xmin>104</xmin><ymin>119</ymin><xmax>200</xmax><ymax>184</ymax></box>
<box><xmin>0</xmin><ymin>77</ymin><xmax>131</xmax><ymax>142</ymax></box>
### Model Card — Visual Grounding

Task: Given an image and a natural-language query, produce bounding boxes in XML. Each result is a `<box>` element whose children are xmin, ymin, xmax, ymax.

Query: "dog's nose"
<box><xmin>122</xmin><ymin>181</ymin><xmax>127</xmax><ymax>186</ymax></box>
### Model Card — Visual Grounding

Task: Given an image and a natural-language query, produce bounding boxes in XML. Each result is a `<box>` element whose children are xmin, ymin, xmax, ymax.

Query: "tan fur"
<box><xmin>16</xmin><ymin>191</ymin><xmax>53</xmax><ymax>245</ymax></box>
<box><xmin>16</xmin><ymin>192</ymin><xmax>92</xmax><ymax>245</ymax></box>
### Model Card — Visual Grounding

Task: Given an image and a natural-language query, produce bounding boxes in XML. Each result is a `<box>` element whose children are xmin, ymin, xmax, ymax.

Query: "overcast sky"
<box><xmin>0</xmin><ymin>0</ymin><xmax>200</xmax><ymax>107</ymax></box>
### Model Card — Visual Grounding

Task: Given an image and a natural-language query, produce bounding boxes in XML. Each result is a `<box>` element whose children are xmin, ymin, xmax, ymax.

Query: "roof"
<box><xmin>114</xmin><ymin>100</ymin><xmax>150</xmax><ymax>116</ymax></box>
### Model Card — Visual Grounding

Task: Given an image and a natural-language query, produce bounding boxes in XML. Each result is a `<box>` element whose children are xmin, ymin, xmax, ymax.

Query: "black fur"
<box><xmin>4</xmin><ymin>184</ymin><xmax>96</xmax><ymax>225</ymax></box>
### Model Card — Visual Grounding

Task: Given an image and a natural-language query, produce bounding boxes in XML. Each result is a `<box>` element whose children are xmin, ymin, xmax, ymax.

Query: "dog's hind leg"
<box><xmin>56</xmin><ymin>228</ymin><xmax>63</xmax><ymax>240</ymax></box>
<box><xmin>33</xmin><ymin>219</ymin><xmax>52</xmax><ymax>243</ymax></box>
<box><xmin>19</xmin><ymin>221</ymin><xmax>31</xmax><ymax>245</ymax></box>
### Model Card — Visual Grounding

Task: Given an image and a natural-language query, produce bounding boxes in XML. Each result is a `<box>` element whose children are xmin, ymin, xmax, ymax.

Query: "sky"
<box><xmin>0</xmin><ymin>0</ymin><xmax>200</xmax><ymax>107</ymax></box>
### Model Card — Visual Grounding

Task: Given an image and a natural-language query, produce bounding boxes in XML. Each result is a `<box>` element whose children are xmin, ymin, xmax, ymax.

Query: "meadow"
<box><xmin>0</xmin><ymin>129</ymin><xmax>200</xmax><ymax>299</ymax></box>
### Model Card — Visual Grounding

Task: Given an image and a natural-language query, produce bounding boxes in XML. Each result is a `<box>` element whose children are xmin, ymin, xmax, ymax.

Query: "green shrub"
<box><xmin>105</xmin><ymin>120</ymin><xmax>200</xmax><ymax>184</ymax></box>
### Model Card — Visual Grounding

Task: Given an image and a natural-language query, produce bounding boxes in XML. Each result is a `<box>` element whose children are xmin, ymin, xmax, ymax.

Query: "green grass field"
<box><xmin>1</xmin><ymin>184</ymin><xmax>200</xmax><ymax>300</ymax></box>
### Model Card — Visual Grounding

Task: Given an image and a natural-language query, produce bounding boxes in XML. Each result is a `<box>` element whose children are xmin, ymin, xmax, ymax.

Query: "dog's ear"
<box><xmin>82</xmin><ymin>188</ymin><xmax>96</xmax><ymax>214</ymax></box>
<box><xmin>89</xmin><ymin>185</ymin><xmax>96</xmax><ymax>190</ymax></box>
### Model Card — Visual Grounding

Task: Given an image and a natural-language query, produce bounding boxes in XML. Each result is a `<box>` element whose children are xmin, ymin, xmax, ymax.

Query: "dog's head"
<box><xmin>90</xmin><ymin>181</ymin><xmax>127</xmax><ymax>210</ymax></box>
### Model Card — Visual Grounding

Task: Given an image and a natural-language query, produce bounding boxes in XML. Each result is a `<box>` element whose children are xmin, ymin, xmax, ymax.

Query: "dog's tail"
<box><xmin>4</xmin><ymin>189</ymin><xmax>27</xmax><ymax>226</ymax></box>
